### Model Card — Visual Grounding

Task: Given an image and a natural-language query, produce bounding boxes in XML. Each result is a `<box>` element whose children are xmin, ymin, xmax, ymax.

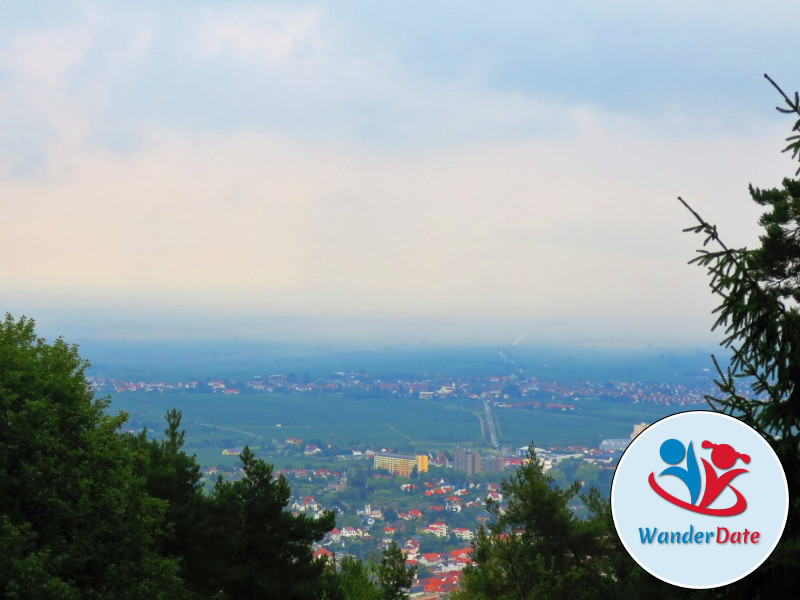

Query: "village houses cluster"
<box><xmin>89</xmin><ymin>369</ymin><xmax>713</xmax><ymax>407</ymax></box>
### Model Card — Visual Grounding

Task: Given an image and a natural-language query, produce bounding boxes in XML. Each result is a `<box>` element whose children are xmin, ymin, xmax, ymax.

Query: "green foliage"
<box><xmin>456</xmin><ymin>446</ymin><xmax>614</xmax><ymax>599</ymax></box>
<box><xmin>377</xmin><ymin>541</ymin><xmax>416</xmax><ymax>600</ymax></box>
<box><xmin>134</xmin><ymin>410</ymin><xmax>223</xmax><ymax>598</ymax></box>
<box><xmin>321</xmin><ymin>543</ymin><xmax>416</xmax><ymax>600</ymax></box>
<box><xmin>327</xmin><ymin>556</ymin><xmax>379</xmax><ymax>600</ymax></box>
<box><xmin>455</xmin><ymin>446</ymin><xmax>679</xmax><ymax>599</ymax></box>
<box><xmin>680</xmin><ymin>76</ymin><xmax>800</xmax><ymax>597</ymax></box>
<box><xmin>0</xmin><ymin>315</ymin><xmax>343</xmax><ymax>599</ymax></box>
<box><xmin>0</xmin><ymin>314</ymin><xmax>183</xmax><ymax>599</ymax></box>
<box><xmin>766</xmin><ymin>74</ymin><xmax>800</xmax><ymax>174</ymax></box>
<box><xmin>383</xmin><ymin>506</ymin><xmax>399</xmax><ymax>523</ymax></box>
<box><xmin>574</xmin><ymin>463</ymin><xmax>599</xmax><ymax>487</ymax></box>
<box><xmin>144</xmin><ymin>421</ymin><xmax>338</xmax><ymax>599</ymax></box>
<box><xmin>553</xmin><ymin>456</ymin><xmax>582</xmax><ymax>481</ymax></box>
<box><xmin>206</xmin><ymin>446</ymin><xmax>336</xmax><ymax>599</ymax></box>
<box><xmin>546</xmin><ymin>468</ymin><xmax>568</xmax><ymax>489</ymax></box>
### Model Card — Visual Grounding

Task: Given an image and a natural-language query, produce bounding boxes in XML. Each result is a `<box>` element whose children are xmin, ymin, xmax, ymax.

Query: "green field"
<box><xmin>109</xmin><ymin>391</ymin><xmax>484</xmax><ymax>462</ymax></box>
<box><xmin>107</xmin><ymin>390</ymin><xmax>704</xmax><ymax>468</ymax></box>
<box><xmin>494</xmin><ymin>397</ymin><xmax>704</xmax><ymax>449</ymax></box>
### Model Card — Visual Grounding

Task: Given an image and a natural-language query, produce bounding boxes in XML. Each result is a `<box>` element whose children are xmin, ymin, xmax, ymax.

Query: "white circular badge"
<box><xmin>611</xmin><ymin>411</ymin><xmax>788</xmax><ymax>589</ymax></box>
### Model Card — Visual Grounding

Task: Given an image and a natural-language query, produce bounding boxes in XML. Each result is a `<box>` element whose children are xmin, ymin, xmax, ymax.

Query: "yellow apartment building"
<box><xmin>373</xmin><ymin>452</ymin><xmax>429</xmax><ymax>477</ymax></box>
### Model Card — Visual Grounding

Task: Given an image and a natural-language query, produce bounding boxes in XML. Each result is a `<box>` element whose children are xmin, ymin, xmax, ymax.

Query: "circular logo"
<box><xmin>611</xmin><ymin>411</ymin><xmax>788</xmax><ymax>589</ymax></box>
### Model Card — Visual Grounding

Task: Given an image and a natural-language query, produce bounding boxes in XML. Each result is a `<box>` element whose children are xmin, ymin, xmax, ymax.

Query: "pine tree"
<box><xmin>680</xmin><ymin>75</ymin><xmax>800</xmax><ymax>598</ymax></box>
<box><xmin>330</xmin><ymin>555</ymin><xmax>379</xmax><ymax>600</ymax></box>
<box><xmin>455</xmin><ymin>446</ymin><xmax>618</xmax><ymax>600</ymax></box>
<box><xmin>376</xmin><ymin>541</ymin><xmax>416</xmax><ymax>600</ymax></box>
<box><xmin>135</xmin><ymin>410</ymin><xmax>216</xmax><ymax>598</ymax></box>
<box><xmin>205</xmin><ymin>446</ymin><xmax>336</xmax><ymax>599</ymax></box>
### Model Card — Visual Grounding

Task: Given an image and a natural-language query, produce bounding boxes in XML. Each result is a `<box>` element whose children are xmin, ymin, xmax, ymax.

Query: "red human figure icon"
<box><xmin>698</xmin><ymin>441</ymin><xmax>750</xmax><ymax>511</ymax></box>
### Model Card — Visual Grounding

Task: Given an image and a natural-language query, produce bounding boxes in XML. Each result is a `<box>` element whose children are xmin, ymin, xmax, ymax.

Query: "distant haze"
<box><xmin>18</xmin><ymin>305</ymin><xmax>723</xmax><ymax>348</ymax></box>
<box><xmin>3</xmin><ymin>1</ymin><xmax>799</xmax><ymax>345</ymax></box>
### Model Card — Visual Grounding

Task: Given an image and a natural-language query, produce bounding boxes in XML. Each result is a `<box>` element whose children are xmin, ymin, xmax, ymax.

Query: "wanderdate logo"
<box><xmin>611</xmin><ymin>411</ymin><xmax>788</xmax><ymax>589</ymax></box>
<box><xmin>648</xmin><ymin>438</ymin><xmax>750</xmax><ymax>516</ymax></box>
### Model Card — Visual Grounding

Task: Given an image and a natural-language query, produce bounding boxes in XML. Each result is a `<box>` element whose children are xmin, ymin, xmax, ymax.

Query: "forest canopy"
<box><xmin>0</xmin><ymin>314</ymin><xmax>388</xmax><ymax>599</ymax></box>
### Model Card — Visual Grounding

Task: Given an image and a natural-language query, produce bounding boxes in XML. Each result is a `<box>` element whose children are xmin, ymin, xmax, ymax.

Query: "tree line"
<box><xmin>0</xmin><ymin>314</ymin><xmax>413</xmax><ymax>599</ymax></box>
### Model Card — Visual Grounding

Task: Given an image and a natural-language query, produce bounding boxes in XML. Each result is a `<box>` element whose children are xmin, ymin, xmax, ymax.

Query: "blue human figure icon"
<box><xmin>658</xmin><ymin>438</ymin><xmax>701</xmax><ymax>505</ymax></box>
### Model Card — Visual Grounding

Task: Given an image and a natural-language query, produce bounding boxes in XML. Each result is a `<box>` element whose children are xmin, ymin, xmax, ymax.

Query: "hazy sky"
<box><xmin>3</xmin><ymin>1</ymin><xmax>799</xmax><ymax>345</ymax></box>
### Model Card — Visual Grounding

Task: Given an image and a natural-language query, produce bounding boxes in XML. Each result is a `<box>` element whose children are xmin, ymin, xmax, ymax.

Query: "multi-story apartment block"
<box><xmin>373</xmin><ymin>452</ymin><xmax>429</xmax><ymax>477</ymax></box>
<box><xmin>453</xmin><ymin>447</ymin><xmax>481</xmax><ymax>477</ymax></box>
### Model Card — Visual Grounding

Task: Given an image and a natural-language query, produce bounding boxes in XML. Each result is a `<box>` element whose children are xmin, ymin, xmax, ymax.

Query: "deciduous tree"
<box><xmin>0</xmin><ymin>314</ymin><xmax>183</xmax><ymax>599</ymax></box>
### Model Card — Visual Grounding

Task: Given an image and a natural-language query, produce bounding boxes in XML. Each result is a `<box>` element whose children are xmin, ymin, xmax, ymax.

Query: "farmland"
<box><xmin>94</xmin><ymin>341</ymin><xmax>718</xmax><ymax>469</ymax></box>
<box><xmin>108</xmin><ymin>390</ymin><xmax>695</xmax><ymax>469</ymax></box>
<box><xmin>110</xmin><ymin>391</ymin><xmax>481</xmax><ymax>463</ymax></box>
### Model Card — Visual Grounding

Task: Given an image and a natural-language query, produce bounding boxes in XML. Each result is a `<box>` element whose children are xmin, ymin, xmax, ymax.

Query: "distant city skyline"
<box><xmin>3</xmin><ymin>1</ymin><xmax>800</xmax><ymax>345</ymax></box>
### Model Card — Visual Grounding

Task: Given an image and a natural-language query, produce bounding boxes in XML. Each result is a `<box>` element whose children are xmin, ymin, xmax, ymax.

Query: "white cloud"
<box><xmin>1</xmin><ymin>1</ymin><xmax>798</xmax><ymax>343</ymax></box>
<box><xmin>1</xmin><ymin>107</ymin><xmax>788</xmax><ymax>335</ymax></box>
<box><xmin>0</xmin><ymin>26</ymin><xmax>91</xmax><ymax>87</ymax></box>
<box><xmin>188</xmin><ymin>5</ymin><xmax>321</xmax><ymax>64</ymax></box>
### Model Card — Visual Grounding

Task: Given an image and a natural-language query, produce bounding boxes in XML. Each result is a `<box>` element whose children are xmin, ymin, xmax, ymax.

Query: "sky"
<box><xmin>2</xmin><ymin>1</ymin><xmax>800</xmax><ymax>346</ymax></box>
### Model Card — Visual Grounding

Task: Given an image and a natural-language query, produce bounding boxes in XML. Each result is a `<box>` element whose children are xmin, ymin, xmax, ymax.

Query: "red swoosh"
<box><xmin>648</xmin><ymin>472</ymin><xmax>747</xmax><ymax>516</ymax></box>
